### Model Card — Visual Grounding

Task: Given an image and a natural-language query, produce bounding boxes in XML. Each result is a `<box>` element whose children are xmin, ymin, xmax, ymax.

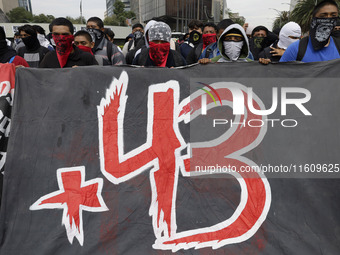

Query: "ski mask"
<box><xmin>310</xmin><ymin>17</ymin><xmax>337</xmax><ymax>50</ymax></box>
<box><xmin>277</xmin><ymin>22</ymin><xmax>301</xmax><ymax>49</ymax></box>
<box><xmin>223</xmin><ymin>41</ymin><xmax>244</xmax><ymax>61</ymax></box>
<box><xmin>52</xmin><ymin>34</ymin><xmax>74</xmax><ymax>68</ymax></box>
<box><xmin>188</xmin><ymin>30</ymin><xmax>202</xmax><ymax>45</ymax></box>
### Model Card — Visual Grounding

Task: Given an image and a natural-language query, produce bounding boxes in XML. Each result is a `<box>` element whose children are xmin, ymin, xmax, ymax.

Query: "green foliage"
<box><xmin>290</xmin><ymin>0</ymin><xmax>340</xmax><ymax>33</ymax></box>
<box><xmin>66</xmin><ymin>16</ymin><xmax>86</xmax><ymax>24</ymax></box>
<box><xmin>272</xmin><ymin>11</ymin><xmax>290</xmax><ymax>32</ymax></box>
<box><xmin>103</xmin><ymin>16</ymin><xmax>120</xmax><ymax>26</ymax></box>
<box><xmin>7</xmin><ymin>7</ymin><xmax>33</xmax><ymax>23</ymax></box>
<box><xmin>104</xmin><ymin>0</ymin><xmax>136</xmax><ymax>26</ymax></box>
<box><xmin>32</xmin><ymin>14</ymin><xmax>55</xmax><ymax>23</ymax></box>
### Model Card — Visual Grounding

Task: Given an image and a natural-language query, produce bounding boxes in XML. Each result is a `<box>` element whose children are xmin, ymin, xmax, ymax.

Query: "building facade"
<box><xmin>18</xmin><ymin>0</ymin><xmax>32</xmax><ymax>13</ymax></box>
<box><xmin>131</xmin><ymin>0</ymin><xmax>213</xmax><ymax>32</ymax></box>
<box><xmin>0</xmin><ymin>0</ymin><xmax>19</xmax><ymax>14</ymax></box>
<box><xmin>106</xmin><ymin>0</ymin><xmax>131</xmax><ymax>17</ymax></box>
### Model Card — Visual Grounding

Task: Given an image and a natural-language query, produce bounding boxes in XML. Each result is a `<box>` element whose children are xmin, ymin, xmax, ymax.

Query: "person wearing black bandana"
<box><xmin>281</xmin><ymin>0</ymin><xmax>340</xmax><ymax>62</ymax></box>
<box><xmin>122</xmin><ymin>23</ymin><xmax>144</xmax><ymax>57</ymax></box>
<box><xmin>249</xmin><ymin>26</ymin><xmax>278</xmax><ymax>60</ymax></box>
<box><xmin>86</xmin><ymin>17</ymin><xmax>125</xmax><ymax>66</ymax></box>
<box><xmin>17</xmin><ymin>25</ymin><xmax>50</xmax><ymax>67</ymax></box>
<box><xmin>0</xmin><ymin>27</ymin><xmax>29</xmax><ymax>67</ymax></box>
<box><xmin>180</xmin><ymin>20</ymin><xmax>203</xmax><ymax>59</ymax></box>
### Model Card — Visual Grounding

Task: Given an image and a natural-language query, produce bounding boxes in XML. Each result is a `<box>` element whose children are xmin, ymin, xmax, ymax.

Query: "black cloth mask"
<box><xmin>310</xmin><ymin>17</ymin><xmax>337</xmax><ymax>51</ymax></box>
<box><xmin>188</xmin><ymin>30</ymin><xmax>202</xmax><ymax>45</ymax></box>
<box><xmin>0</xmin><ymin>40</ymin><xmax>16</xmax><ymax>63</ymax></box>
<box><xmin>22</xmin><ymin>35</ymin><xmax>41</xmax><ymax>51</ymax></box>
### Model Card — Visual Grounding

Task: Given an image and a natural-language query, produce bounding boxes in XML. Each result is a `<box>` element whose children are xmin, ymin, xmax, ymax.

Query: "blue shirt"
<box><xmin>280</xmin><ymin>36</ymin><xmax>340</xmax><ymax>63</ymax></box>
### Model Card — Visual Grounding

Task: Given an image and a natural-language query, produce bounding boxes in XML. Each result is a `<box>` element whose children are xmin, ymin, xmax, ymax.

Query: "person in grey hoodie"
<box><xmin>199</xmin><ymin>24</ymin><xmax>253</xmax><ymax>64</ymax></box>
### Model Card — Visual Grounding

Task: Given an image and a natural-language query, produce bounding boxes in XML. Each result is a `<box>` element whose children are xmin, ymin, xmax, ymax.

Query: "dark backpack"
<box><xmin>106</xmin><ymin>40</ymin><xmax>113</xmax><ymax>64</ymax></box>
<box><xmin>297</xmin><ymin>36</ymin><xmax>340</xmax><ymax>61</ymax></box>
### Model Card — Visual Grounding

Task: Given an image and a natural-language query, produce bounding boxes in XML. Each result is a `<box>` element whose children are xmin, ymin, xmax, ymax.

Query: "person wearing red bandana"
<box><xmin>132</xmin><ymin>22</ymin><xmax>186</xmax><ymax>68</ymax></box>
<box><xmin>186</xmin><ymin>22</ymin><xmax>218</xmax><ymax>65</ymax></box>
<box><xmin>40</xmin><ymin>18</ymin><xmax>98</xmax><ymax>68</ymax></box>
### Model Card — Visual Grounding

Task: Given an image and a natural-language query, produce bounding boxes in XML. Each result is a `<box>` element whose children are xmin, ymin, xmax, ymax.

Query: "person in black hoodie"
<box><xmin>249</xmin><ymin>26</ymin><xmax>278</xmax><ymax>60</ymax></box>
<box><xmin>17</xmin><ymin>25</ymin><xmax>50</xmax><ymax>67</ymax></box>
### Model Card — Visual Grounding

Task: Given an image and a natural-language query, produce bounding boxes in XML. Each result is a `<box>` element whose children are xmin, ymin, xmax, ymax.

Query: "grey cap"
<box><xmin>148</xmin><ymin>22</ymin><xmax>172</xmax><ymax>43</ymax></box>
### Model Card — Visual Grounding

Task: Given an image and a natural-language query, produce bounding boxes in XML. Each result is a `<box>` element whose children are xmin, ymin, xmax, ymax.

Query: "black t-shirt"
<box><xmin>39</xmin><ymin>46</ymin><xmax>98</xmax><ymax>68</ymax></box>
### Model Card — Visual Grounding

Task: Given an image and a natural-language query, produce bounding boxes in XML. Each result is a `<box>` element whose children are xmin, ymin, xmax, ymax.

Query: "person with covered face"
<box><xmin>132</xmin><ymin>22</ymin><xmax>186</xmax><ymax>67</ymax></box>
<box><xmin>249</xmin><ymin>25</ymin><xmax>278</xmax><ymax>60</ymax></box>
<box><xmin>281</xmin><ymin>0</ymin><xmax>340</xmax><ymax>62</ymax></box>
<box><xmin>180</xmin><ymin>20</ymin><xmax>203</xmax><ymax>59</ymax></box>
<box><xmin>0</xmin><ymin>26</ymin><xmax>29</xmax><ymax>67</ymax></box>
<box><xmin>200</xmin><ymin>24</ymin><xmax>253</xmax><ymax>63</ymax></box>
<box><xmin>86</xmin><ymin>17</ymin><xmax>125</xmax><ymax>66</ymax></box>
<box><xmin>259</xmin><ymin>22</ymin><xmax>301</xmax><ymax>64</ymax></box>
<box><xmin>17</xmin><ymin>25</ymin><xmax>50</xmax><ymax>67</ymax></box>
<box><xmin>39</xmin><ymin>18</ymin><xmax>98</xmax><ymax>68</ymax></box>
<box><xmin>122</xmin><ymin>23</ymin><xmax>144</xmax><ymax>57</ymax></box>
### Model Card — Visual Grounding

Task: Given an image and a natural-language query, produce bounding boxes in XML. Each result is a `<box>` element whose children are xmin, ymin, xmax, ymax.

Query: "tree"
<box><xmin>272</xmin><ymin>11</ymin><xmax>290</xmax><ymax>32</ymax></box>
<box><xmin>103</xmin><ymin>16</ymin><xmax>120</xmax><ymax>26</ymax></box>
<box><xmin>7</xmin><ymin>7</ymin><xmax>33</xmax><ymax>23</ymax></box>
<box><xmin>32</xmin><ymin>14</ymin><xmax>55</xmax><ymax>23</ymax></box>
<box><xmin>290</xmin><ymin>0</ymin><xmax>340</xmax><ymax>33</ymax></box>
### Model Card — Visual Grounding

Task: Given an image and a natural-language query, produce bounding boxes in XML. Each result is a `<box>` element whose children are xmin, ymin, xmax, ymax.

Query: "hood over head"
<box><xmin>218</xmin><ymin>23</ymin><xmax>250</xmax><ymax>61</ymax></box>
<box><xmin>277</xmin><ymin>22</ymin><xmax>301</xmax><ymax>49</ymax></box>
<box><xmin>144</xmin><ymin>20</ymin><xmax>157</xmax><ymax>47</ymax></box>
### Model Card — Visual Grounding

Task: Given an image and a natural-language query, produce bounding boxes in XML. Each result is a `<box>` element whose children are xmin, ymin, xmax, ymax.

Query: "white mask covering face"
<box><xmin>223</xmin><ymin>41</ymin><xmax>244</xmax><ymax>61</ymax></box>
<box><xmin>277</xmin><ymin>22</ymin><xmax>301</xmax><ymax>49</ymax></box>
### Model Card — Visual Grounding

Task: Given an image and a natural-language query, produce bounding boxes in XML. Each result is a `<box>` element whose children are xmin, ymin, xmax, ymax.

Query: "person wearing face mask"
<box><xmin>259</xmin><ymin>22</ymin><xmax>301</xmax><ymax>64</ymax></box>
<box><xmin>203</xmin><ymin>24</ymin><xmax>253</xmax><ymax>63</ymax></box>
<box><xmin>132</xmin><ymin>22</ymin><xmax>186</xmax><ymax>68</ymax></box>
<box><xmin>0</xmin><ymin>27</ymin><xmax>29</xmax><ymax>67</ymax></box>
<box><xmin>281</xmin><ymin>0</ymin><xmax>340</xmax><ymax>62</ymax></box>
<box><xmin>86</xmin><ymin>17</ymin><xmax>125</xmax><ymax>66</ymax></box>
<box><xmin>180</xmin><ymin>20</ymin><xmax>203</xmax><ymax>59</ymax></box>
<box><xmin>249</xmin><ymin>26</ymin><xmax>278</xmax><ymax>60</ymax></box>
<box><xmin>331</xmin><ymin>18</ymin><xmax>340</xmax><ymax>38</ymax></box>
<box><xmin>186</xmin><ymin>22</ymin><xmax>218</xmax><ymax>65</ymax></box>
<box><xmin>39</xmin><ymin>18</ymin><xmax>98</xmax><ymax>68</ymax></box>
<box><xmin>17</xmin><ymin>25</ymin><xmax>50</xmax><ymax>68</ymax></box>
<box><xmin>122</xmin><ymin>23</ymin><xmax>144</xmax><ymax>57</ymax></box>
<box><xmin>32</xmin><ymin>25</ymin><xmax>54</xmax><ymax>51</ymax></box>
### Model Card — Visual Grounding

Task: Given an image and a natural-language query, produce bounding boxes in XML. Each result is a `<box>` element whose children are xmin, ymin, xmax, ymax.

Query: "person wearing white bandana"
<box><xmin>208</xmin><ymin>24</ymin><xmax>253</xmax><ymax>63</ymax></box>
<box><xmin>280</xmin><ymin>0</ymin><xmax>340</xmax><ymax>63</ymax></box>
<box><xmin>259</xmin><ymin>22</ymin><xmax>301</xmax><ymax>64</ymax></box>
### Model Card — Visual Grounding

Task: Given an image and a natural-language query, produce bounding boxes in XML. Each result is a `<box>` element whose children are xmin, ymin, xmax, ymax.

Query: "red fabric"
<box><xmin>202</xmin><ymin>33</ymin><xmax>216</xmax><ymax>49</ymax></box>
<box><xmin>149</xmin><ymin>42</ymin><xmax>170</xmax><ymax>67</ymax></box>
<box><xmin>52</xmin><ymin>34</ymin><xmax>74</xmax><ymax>68</ymax></box>
<box><xmin>12</xmin><ymin>56</ymin><xmax>29</xmax><ymax>67</ymax></box>
<box><xmin>77</xmin><ymin>45</ymin><xmax>94</xmax><ymax>55</ymax></box>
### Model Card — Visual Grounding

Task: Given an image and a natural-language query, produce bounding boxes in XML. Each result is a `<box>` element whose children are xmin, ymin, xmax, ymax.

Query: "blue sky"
<box><xmin>31</xmin><ymin>0</ymin><xmax>292</xmax><ymax>30</ymax></box>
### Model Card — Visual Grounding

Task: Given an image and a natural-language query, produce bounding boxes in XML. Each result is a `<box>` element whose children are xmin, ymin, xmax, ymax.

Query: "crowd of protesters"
<box><xmin>1</xmin><ymin>0</ymin><xmax>340</xmax><ymax>69</ymax></box>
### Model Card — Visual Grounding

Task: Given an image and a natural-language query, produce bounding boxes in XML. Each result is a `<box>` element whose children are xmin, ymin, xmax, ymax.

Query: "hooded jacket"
<box><xmin>211</xmin><ymin>24</ymin><xmax>253</xmax><ymax>63</ymax></box>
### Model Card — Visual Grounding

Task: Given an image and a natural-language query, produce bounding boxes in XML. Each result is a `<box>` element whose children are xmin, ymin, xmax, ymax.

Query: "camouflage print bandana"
<box><xmin>148</xmin><ymin>22</ymin><xmax>171</xmax><ymax>43</ymax></box>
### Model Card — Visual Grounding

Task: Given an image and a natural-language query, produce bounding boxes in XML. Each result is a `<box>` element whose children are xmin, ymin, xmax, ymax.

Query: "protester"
<box><xmin>259</xmin><ymin>22</ymin><xmax>301</xmax><ymax>64</ymax></box>
<box><xmin>32</xmin><ymin>25</ymin><xmax>54</xmax><ymax>51</ymax></box>
<box><xmin>199</xmin><ymin>19</ymin><xmax>235</xmax><ymax>60</ymax></box>
<box><xmin>74</xmin><ymin>30</ymin><xmax>95</xmax><ymax>54</ymax></box>
<box><xmin>126</xmin><ymin>20</ymin><xmax>157</xmax><ymax>64</ymax></box>
<box><xmin>200</xmin><ymin>24</ymin><xmax>252</xmax><ymax>64</ymax></box>
<box><xmin>17</xmin><ymin>25</ymin><xmax>50</xmax><ymax>67</ymax></box>
<box><xmin>180</xmin><ymin>20</ymin><xmax>203</xmax><ymax>59</ymax></box>
<box><xmin>132</xmin><ymin>22</ymin><xmax>186</xmax><ymax>67</ymax></box>
<box><xmin>40</xmin><ymin>18</ymin><xmax>98</xmax><ymax>68</ymax></box>
<box><xmin>331</xmin><ymin>18</ymin><xmax>340</xmax><ymax>38</ymax></box>
<box><xmin>186</xmin><ymin>22</ymin><xmax>217</xmax><ymax>65</ymax></box>
<box><xmin>103</xmin><ymin>28</ymin><xmax>115</xmax><ymax>43</ymax></box>
<box><xmin>0</xmin><ymin>27</ymin><xmax>29</xmax><ymax>67</ymax></box>
<box><xmin>86</xmin><ymin>17</ymin><xmax>125</xmax><ymax>65</ymax></box>
<box><xmin>280</xmin><ymin>0</ymin><xmax>340</xmax><ymax>62</ymax></box>
<box><xmin>122</xmin><ymin>23</ymin><xmax>144</xmax><ymax>56</ymax></box>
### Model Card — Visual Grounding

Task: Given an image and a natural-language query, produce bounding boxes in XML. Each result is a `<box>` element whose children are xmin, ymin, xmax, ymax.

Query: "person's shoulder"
<box><xmin>13</xmin><ymin>56</ymin><xmax>29</xmax><ymax>67</ymax></box>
